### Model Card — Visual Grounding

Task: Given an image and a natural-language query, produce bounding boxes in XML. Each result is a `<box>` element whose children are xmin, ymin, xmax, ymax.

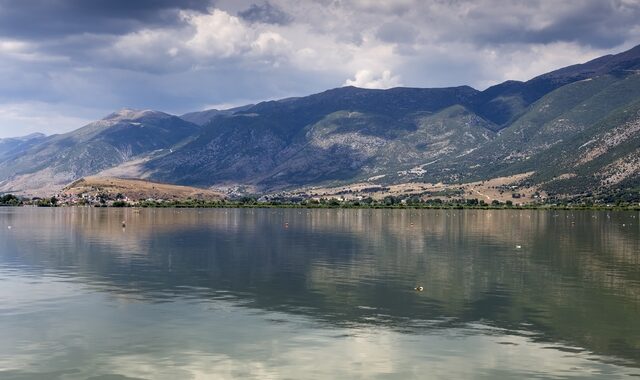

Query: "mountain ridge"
<box><xmin>1</xmin><ymin>43</ymin><xmax>639</xmax><ymax>199</ymax></box>
<box><xmin>0</xmin><ymin>110</ymin><xmax>200</xmax><ymax>195</ymax></box>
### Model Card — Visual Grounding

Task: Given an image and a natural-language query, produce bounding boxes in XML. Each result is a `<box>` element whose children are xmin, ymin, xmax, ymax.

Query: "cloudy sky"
<box><xmin>0</xmin><ymin>0</ymin><xmax>639</xmax><ymax>138</ymax></box>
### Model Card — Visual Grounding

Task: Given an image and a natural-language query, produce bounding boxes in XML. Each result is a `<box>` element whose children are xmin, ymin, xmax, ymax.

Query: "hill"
<box><xmin>61</xmin><ymin>176</ymin><xmax>225</xmax><ymax>202</ymax></box>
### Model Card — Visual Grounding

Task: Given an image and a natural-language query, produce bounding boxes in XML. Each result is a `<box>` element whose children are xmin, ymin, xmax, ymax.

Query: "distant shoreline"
<box><xmin>4</xmin><ymin>203</ymin><xmax>638</xmax><ymax>211</ymax></box>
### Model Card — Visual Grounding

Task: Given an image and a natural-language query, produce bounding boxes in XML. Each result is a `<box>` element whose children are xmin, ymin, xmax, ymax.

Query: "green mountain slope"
<box><xmin>470</xmin><ymin>44</ymin><xmax>640</xmax><ymax>127</ymax></box>
<box><xmin>422</xmin><ymin>72</ymin><xmax>640</xmax><ymax>192</ymax></box>
<box><xmin>525</xmin><ymin>99</ymin><xmax>640</xmax><ymax>195</ymax></box>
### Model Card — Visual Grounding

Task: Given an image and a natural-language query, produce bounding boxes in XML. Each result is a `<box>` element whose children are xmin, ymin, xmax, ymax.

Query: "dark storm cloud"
<box><xmin>0</xmin><ymin>0</ymin><xmax>214</xmax><ymax>39</ymax></box>
<box><xmin>1</xmin><ymin>0</ymin><xmax>640</xmax><ymax>138</ymax></box>
<box><xmin>522</xmin><ymin>1</ymin><xmax>640</xmax><ymax>48</ymax></box>
<box><xmin>376</xmin><ymin>21</ymin><xmax>418</xmax><ymax>44</ymax></box>
<box><xmin>461</xmin><ymin>0</ymin><xmax>640</xmax><ymax>48</ymax></box>
<box><xmin>238</xmin><ymin>2</ymin><xmax>293</xmax><ymax>25</ymax></box>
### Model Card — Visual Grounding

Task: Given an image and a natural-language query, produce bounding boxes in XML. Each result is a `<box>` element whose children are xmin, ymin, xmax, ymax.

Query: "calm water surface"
<box><xmin>0</xmin><ymin>208</ymin><xmax>639</xmax><ymax>379</ymax></box>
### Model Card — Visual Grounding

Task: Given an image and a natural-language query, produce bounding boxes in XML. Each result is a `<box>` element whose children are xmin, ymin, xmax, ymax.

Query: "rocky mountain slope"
<box><xmin>425</xmin><ymin>71</ymin><xmax>640</xmax><ymax>193</ymax></box>
<box><xmin>0</xmin><ymin>133</ymin><xmax>47</xmax><ymax>161</ymax></box>
<box><xmin>0</xmin><ymin>110</ymin><xmax>200</xmax><ymax>195</ymax></box>
<box><xmin>146</xmin><ymin>85</ymin><xmax>487</xmax><ymax>188</ymax></box>
<box><xmin>1</xmin><ymin>44</ymin><xmax>639</xmax><ymax>198</ymax></box>
<box><xmin>145</xmin><ymin>45</ymin><xmax>640</xmax><ymax>195</ymax></box>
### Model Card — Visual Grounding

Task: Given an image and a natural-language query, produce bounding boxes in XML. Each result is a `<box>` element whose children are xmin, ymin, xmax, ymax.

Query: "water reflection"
<box><xmin>0</xmin><ymin>208</ymin><xmax>639</xmax><ymax>379</ymax></box>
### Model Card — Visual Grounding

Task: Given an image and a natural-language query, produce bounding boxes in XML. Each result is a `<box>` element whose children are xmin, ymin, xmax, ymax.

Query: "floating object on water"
<box><xmin>515</xmin><ymin>245</ymin><xmax>522</xmax><ymax>249</ymax></box>
<box><xmin>414</xmin><ymin>286</ymin><xmax>424</xmax><ymax>292</ymax></box>
<box><xmin>7</xmin><ymin>226</ymin><xmax>11</xmax><ymax>229</ymax></box>
<box><xmin>121</xmin><ymin>221</ymin><xmax>126</xmax><ymax>228</ymax></box>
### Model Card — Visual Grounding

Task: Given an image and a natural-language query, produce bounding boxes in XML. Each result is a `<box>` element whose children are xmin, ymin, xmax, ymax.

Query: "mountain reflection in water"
<box><xmin>0</xmin><ymin>208</ymin><xmax>639</xmax><ymax>379</ymax></box>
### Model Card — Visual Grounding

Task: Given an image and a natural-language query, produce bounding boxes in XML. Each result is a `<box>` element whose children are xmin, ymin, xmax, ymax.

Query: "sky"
<box><xmin>0</xmin><ymin>0</ymin><xmax>639</xmax><ymax>138</ymax></box>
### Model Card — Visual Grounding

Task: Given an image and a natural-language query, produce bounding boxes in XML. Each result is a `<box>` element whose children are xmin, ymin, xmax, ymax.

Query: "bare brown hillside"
<box><xmin>62</xmin><ymin>176</ymin><xmax>224</xmax><ymax>201</ymax></box>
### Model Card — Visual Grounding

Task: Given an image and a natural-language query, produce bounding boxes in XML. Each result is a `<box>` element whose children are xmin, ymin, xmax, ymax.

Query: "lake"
<box><xmin>0</xmin><ymin>207</ymin><xmax>639</xmax><ymax>379</ymax></box>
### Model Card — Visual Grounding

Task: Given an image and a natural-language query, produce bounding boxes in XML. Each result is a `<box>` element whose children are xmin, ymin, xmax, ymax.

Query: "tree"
<box><xmin>408</xmin><ymin>196</ymin><xmax>422</xmax><ymax>205</ymax></box>
<box><xmin>0</xmin><ymin>194</ymin><xmax>20</xmax><ymax>206</ymax></box>
<box><xmin>383</xmin><ymin>196</ymin><xmax>397</xmax><ymax>206</ymax></box>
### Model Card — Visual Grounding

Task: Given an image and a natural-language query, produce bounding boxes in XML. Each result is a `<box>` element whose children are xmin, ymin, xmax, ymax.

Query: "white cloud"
<box><xmin>183</xmin><ymin>9</ymin><xmax>254</xmax><ymax>58</ymax></box>
<box><xmin>250</xmin><ymin>31</ymin><xmax>290</xmax><ymax>58</ymax></box>
<box><xmin>105</xmin><ymin>28</ymin><xmax>185</xmax><ymax>71</ymax></box>
<box><xmin>0</xmin><ymin>39</ymin><xmax>66</xmax><ymax>63</ymax></box>
<box><xmin>1</xmin><ymin>1</ymin><xmax>640</xmax><ymax>136</ymax></box>
<box><xmin>349</xmin><ymin>0</ymin><xmax>418</xmax><ymax>14</ymax></box>
<box><xmin>104</xmin><ymin>9</ymin><xmax>293</xmax><ymax>70</ymax></box>
<box><xmin>495</xmin><ymin>42</ymin><xmax>609</xmax><ymax>83</ymax></box>
<box><xmin>345</xmin><ymin>69</ymin><xmax>401</xmax><ymax>89</ymax></box>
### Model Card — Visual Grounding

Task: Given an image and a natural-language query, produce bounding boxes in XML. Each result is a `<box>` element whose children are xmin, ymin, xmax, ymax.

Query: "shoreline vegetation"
<box><xmin>1</xmin><ymin>194</ymin><xmax>639</xmax><ymax>211</ymax></box>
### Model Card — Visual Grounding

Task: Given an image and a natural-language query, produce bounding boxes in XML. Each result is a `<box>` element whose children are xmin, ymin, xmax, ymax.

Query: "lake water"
<box><xmin>0</xmin><ymin>208</ymin><xmax>639</xmax><ymax>379</ymax></box>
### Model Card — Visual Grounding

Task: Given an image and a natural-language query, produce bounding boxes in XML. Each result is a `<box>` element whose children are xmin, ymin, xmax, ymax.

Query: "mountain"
<box><xmin>145</xmin><ymin>85</ymin><xmax>485</xmax><ymax>188</ymax></box>
<box><xmin>144</xmin><ymin>45</ymin><xmax>640</xmax><ymax>194</ymax></box>
<box><xmin>0</xmin><ymin>109</ymin><xmax>200</xmax><ymax>195</ymax></box>
<box><xmin>180</xmin><ymin>104</ymin><xmax>254</xmax><ymax>126</ymax></box>
<box><xmin>1</xmin><ymin>44</ymin><xmax>639</xmax><ymax>198</ymax></box>
<box><xmin>0</xmin><ymin>133</ymin><xmax>47</xmax><ymax>161</ymax></box>
<box><xmin>469</xmin><ymin>44</ymin><xmax>640</xmax><ymax>127</ymax></box>
<box><xmin>422</xmin><ymin>69</ymin><xmax>640</xmax><ymax>195</ymax></box>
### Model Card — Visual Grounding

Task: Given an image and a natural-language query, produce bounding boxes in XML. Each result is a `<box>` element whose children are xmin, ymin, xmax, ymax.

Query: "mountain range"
<box><xmin>1</xmin><ymin>44</ymin><xmax>639</xmax><ymax>198</ymax></box>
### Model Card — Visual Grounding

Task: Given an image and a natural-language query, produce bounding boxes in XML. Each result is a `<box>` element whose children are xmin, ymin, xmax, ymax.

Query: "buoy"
<box><xmin>7</xmin><ymin>226</ymin><xmax>11</xmax><ymax>229</ymax></box>
<box><xmin>414</xmin><ymin>286</ymin><xmax>424</xmax><ymax>292</ymax></box>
